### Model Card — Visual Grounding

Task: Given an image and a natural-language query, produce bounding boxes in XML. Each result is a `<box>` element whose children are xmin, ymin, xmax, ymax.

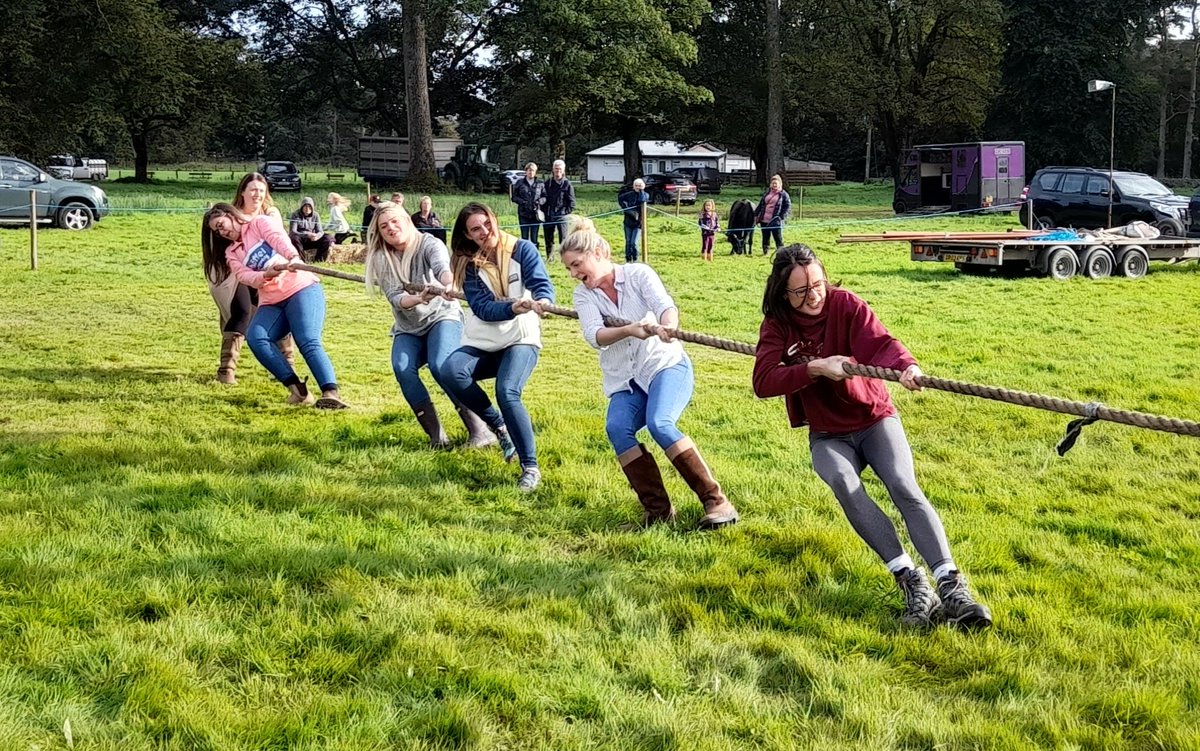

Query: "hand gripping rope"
<box><xmin>291</xmin><ymin>263</ymin><xmax>1200</xmax><ymax>452</ymax></box>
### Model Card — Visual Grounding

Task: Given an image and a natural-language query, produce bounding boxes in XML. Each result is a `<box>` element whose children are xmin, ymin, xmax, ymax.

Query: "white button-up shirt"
<box><xmin>573</xmin><ymin>263</ymin><xmax>687</xmax><ymax>397</ymax></box>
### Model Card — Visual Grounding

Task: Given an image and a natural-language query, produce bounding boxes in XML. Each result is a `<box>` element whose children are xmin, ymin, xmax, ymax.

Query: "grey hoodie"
<box><xmin>289</xmin><ymin>197</ymin><xmax>323</xmax><ymax>235</ymax></box>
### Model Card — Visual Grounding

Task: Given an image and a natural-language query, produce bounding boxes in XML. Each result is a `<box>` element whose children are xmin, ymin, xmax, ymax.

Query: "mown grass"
<box><xmin>1</xmin><ymin>181</ymin><xmax>1198</xmax><ymax>750</ymax></box>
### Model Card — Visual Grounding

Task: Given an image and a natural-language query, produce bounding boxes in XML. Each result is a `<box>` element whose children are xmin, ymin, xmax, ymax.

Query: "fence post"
<box><xmin>640</xmin><ymin>201</ymin><xmax>648</xmax><ymax>263</ymax></box>
<box><xmin>798</xmin><ymin>185</ymin><xmax>803</xmax><ymax>222</ymax></box>
<box><xmin>674</xmin><ymin>189</ymin><xmax>681</xmax><ymax>217</ymax></box>
<box><xmin>29</xmin><ymin>190</ymin><xmax>38</xmax><ymax>271</ymax></box>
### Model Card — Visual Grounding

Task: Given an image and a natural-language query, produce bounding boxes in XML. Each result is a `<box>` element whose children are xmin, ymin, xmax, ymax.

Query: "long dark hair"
<box><xmin>761</xmin><ymin>243</ymin><xmax>834</xmax><ymax>321</ymax></box>
<box><xmin>201</xmin><ymin>202</ymin><xmax>248</xmax><ymax>284</ymax></box>
<box><xmin>449</xmin><ymin>202</ymin><xmax>499</xmax><ymax>290</ymax></box>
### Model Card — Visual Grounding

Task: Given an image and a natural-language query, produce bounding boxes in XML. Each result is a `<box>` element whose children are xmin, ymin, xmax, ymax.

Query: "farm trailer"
<box><xmin>910</xmin><ymin>236</ymin><xmax>1200</xmax><ymax>280</ymax></box>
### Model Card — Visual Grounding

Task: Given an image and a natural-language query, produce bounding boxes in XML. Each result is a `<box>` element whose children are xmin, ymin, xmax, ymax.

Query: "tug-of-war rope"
<box><xmin>292</xmin><ymin>263</ymin><xmax>1200</xmax><ymax>453</ymax></box>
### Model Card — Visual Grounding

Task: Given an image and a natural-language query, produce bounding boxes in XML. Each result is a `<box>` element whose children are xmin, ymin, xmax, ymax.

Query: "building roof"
<box><xmin>586</xmin><ymin>140</ymin><xmax>727</xmax><ymax>158</ymax></box>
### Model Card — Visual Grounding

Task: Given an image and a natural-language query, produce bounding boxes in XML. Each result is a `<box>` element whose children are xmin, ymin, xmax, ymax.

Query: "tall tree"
<box><xmin>491</xmin><ymin>0</ymin><xmax>713</xmax><ymax>183</ymax></box>
<box><xmin>402</xmin><ymin>0</ymin><xmax>436</xmax><ymax>179</ymax></box>
<box><xmin>764</xmin><ymin>0</ymin><xmax>785</xmax><ymax>178</ymax></box>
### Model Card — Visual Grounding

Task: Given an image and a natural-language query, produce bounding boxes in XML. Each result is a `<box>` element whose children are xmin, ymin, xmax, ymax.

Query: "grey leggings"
<box><xmin>809</xmin><ymin>416</ymin><xmax>953</xmax><ymax>572</ymax></box>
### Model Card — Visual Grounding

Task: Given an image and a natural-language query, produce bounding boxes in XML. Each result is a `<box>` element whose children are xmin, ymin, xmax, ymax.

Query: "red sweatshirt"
<box><xmin>752</xmin><ymin>286</ymin><xmax>917</xmax><ymax>434</ymax></box>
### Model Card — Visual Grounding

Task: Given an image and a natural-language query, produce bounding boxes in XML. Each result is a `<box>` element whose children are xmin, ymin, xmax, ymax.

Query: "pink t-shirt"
<box><xmin>225</xmin><ymin>215</ymin><xmax>318</xmax><ymax>306</ymax></box>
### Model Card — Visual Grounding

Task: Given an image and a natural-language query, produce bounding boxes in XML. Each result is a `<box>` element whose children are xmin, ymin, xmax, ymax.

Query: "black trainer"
<box><xmin>894</xmin><ymin>567</ymin><xmax>941</xmax><ymax>628</ymax></box>
<box><xmin>937</xmin><ymin>571</ymin><xmax>993</xmax><ymax>630</ymax></box>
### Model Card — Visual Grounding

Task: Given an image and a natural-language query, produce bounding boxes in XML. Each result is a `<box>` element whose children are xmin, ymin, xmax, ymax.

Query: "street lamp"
<box><xmin>1088</xmin><ymin>79</ymin><xmax>1116</xmax><ymax>227</ymax></box>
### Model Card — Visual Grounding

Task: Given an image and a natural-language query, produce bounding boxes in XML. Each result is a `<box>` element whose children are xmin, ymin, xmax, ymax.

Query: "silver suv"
<box><xmin>0</xmin><ymin>156</ymin><xmax>110</xmax><ymax>230</ymax></box>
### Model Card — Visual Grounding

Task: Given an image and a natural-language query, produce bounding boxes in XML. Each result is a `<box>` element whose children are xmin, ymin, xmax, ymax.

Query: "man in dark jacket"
<box><xmin>288</xmin><ymin>196</ymin><xmax>333</xmax><ymax>262</ymax></box>
<box><xmin>542</xmin><ymin>159</ymin><xmax>576</xmax><ymax>258</ymax></box>
<box><xmin>617</xmin><ymin>178</ymin><xmax>649</xmax><ymax>262</ymax></box>
<box><xmin>510</xmin><ymin>162</ymin><xmax>545</xmax><ymax>245</ymax></box>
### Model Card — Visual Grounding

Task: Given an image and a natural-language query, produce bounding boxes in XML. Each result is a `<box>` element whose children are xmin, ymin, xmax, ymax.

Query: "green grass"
<box><xmin>1</xmin><ymin>181</ymin><xmax>1199</xmax><ymax>750</ymax></box>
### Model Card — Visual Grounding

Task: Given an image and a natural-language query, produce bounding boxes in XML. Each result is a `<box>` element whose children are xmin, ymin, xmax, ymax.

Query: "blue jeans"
<box><xmin>391</xmin><ymin>319</ymin><xmax>463</xmax><ymax>409</ymax></box>
<box><xmin>247</xmin><ymin>283</ymin><xmax>337</xmax><ymax>390</ymax></box>
<box><xmin>441</xmin><ymin>344</ymin><xmax>540</xmax><ymax>467</ymax></box>
<box><xmin>605</xmin><ymin>359</ymin><xmax>694</xmax><ymax>455</ymax></box>
<box><xmin>519</xmin><ymin>215</ymin><xmax>541</xmax><ymax>245</ymax></box>
<box><xmin>623</xmin><ymin>224</ymin><xmax>641</xmax><ymax>262</ymax></box>
<box><xmin>543</xmin><ymin>217</ymin><xmax>566</xmax><ymax>256</ymax></box>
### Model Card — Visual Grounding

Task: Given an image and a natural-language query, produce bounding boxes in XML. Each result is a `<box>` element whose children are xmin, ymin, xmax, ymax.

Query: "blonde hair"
<box><xmin>363</xmin><ymin>202</ymin><xmax>423</xmax><ymax>294</ymax></box>
<box><xmin>559</xmin><ymin>214</ymin><xmax>612</xmax><ymax>260</ymax></box>
<box><xmin>702</xmin><ymin>199</ymin><xmax>715</xmax><ymax>213</ymax></box>
<box><xmin>327</xmin><ymin>192</ymin><xmax>351</xmax><ymax>208</ymax></box>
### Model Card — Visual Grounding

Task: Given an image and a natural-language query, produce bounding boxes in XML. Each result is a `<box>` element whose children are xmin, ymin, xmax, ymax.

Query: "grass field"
<box><xmin>1</xmin><ymin>177</ymin><xmax>1199</xmax><ymax>750</ymax></box>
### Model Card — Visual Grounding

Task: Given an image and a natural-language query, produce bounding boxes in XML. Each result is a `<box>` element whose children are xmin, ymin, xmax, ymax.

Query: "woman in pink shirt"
<box><xmin>202</xmin><ymin>202</ymin><xmax>348</xmax><ymax>409</ymax></box>
<box><xmin>753</xmin><ymin>244</ymin><xmax>990</xmax><ymax>630</ymax></box>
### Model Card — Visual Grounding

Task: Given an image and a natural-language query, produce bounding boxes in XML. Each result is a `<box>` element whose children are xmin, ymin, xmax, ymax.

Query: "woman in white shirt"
<box><xmin>558</xmin><ymin>216</ymin><xmax>739</xmax><ymax>530</ymax></box>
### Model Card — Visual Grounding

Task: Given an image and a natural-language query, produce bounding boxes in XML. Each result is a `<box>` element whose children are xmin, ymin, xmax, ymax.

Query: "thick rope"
<box><xmin>292</xmin><ymin>262</ymin><xmax>1200</xmax><ymax>440</ymax></box>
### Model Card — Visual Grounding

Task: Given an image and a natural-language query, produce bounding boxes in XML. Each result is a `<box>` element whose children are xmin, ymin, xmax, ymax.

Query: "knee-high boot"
<box><xmin>619</xmin><ymin>444</ymin><xmax>675</xmax><ymax>526</ymax></box>
<box><xmin>414</xmin><ymin>401</ymin><xmax>450</xmax><ymax>449</ymax></box>
<box><xmin>217</xmin><ymin>332</ymin><xmax>243</xmax><ymax>384</ymax></box>
<box><xmin>456</xmin><ymin>405</ymin><xmax>498</xmax><ymax>448</ymax></box>
<box><xmin>668</xmin><ymin>438</ymin><xmax>739</xmax><ymax>530</ymax></box>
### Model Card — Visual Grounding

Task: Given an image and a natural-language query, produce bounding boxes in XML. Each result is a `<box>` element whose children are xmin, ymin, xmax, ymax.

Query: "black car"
<box><xmin>642</xmin><ymin>173</ymin><xmax>698</xmax><ymax>205</ymax></box>
<box><xmin>674</xmin><ymin>166</ymin><xmax>722</xmax><ymax>194</ymax></box>
<box><xmin>261</xmin><ymin>161</ymin><xmax>301</xmax><ymax>191</ymax></box>
<box><xmin>1018</xmin><ymin>167</ymin><xmax>1188</xmax><ymax>235</ymax></box>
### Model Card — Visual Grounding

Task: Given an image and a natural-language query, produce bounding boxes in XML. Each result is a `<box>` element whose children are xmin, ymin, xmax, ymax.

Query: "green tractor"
<box><xmin>441</xmin><ymin>144</ymin><xmax>506</xmax><ymax>193</ymax></box>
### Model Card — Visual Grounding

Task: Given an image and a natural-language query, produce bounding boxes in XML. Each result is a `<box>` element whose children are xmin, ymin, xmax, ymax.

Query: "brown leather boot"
<box><xmin>619</xmin><ymin>444</ymin><xmax>675</xmax><ymax>526</ymax></box>
<box><xmin>456</xmin><ymin>405</ymin><xmax>498</xmax><ymax>448</ymax></box>
<box><xmin>668</xmin><ymin>439</ymin><xmax>739</xmax><ymax>530</ymax></box>
<box><xmin>278</xmin><ymin>335</ymin><xmax>297</xmax><ymax>370</ymax></box>
<box><xmin>217</xmin><ymin>332</ymin><xmax>243</xmax><ymax>384</ymax></box>
<box><xmin>413</xmin><ymin>401</ymin><xmax>450</xmax><ymax>449</ymax></box>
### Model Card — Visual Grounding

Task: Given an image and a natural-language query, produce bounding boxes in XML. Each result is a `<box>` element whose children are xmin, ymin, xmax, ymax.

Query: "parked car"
<box><xmin>502</xmin><ymin>169</ymin><xmax>524</xmax><ymax>186</ymax></box>
<box><xmin>261</xmin><ymin>161</ymin><xmax>301</xmax><ymax>191</ymax></box>
<box><xmin>1018</xmin><ymin>167</ymin><xmax>1188</xmax><ymax>235</ymax></box>
<box><xmin>0</xmin><ymin>156</ymin><xmax>109</xmax><ymax>230</ymax></box>
<box><xmin>674</xmin><ymin>166</ymin><xmax>722</xmax><ymax>194</ymax></box>
<box><xmin>643</xmin><ymin>173</ymin><xmax>698</xmax><ymax>205</ymax></box>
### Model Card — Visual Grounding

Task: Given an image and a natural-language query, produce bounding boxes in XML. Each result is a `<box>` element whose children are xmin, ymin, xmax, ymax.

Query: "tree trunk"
<box><xmin>133</xmin><ymin>126</ymin><xmax>150</xmax><ymax>182</ymax></box>
<box><xmin>764</xmin><ymin>0</ymin><xmax>784</xmax><ymax>179</ymax></box>
<box><xmin>1157</xmin><ymin>8</ymin><xmax>1169</xmax><ymax>178</ymax></box>
<box><xmin>402</xmin><ymin>0</ymin><xmax>436</xmax><ymax>180</ymax></box>
<box><xmin>621</xmin><ymin>125</ymin><xmax>642</xmax><ymax>185</ymax></box>
<box><xmin>1185</xmin><ymin>4</ymin><xmax>1200</xmax><ymax>179</ymax></box>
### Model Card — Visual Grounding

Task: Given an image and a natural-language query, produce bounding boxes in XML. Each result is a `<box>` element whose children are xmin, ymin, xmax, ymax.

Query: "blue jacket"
<box><xmin>618</xmin><ymin>188</ymin><xmax>649</xmax><ymax>229</ymax></box>
<box><xmin>754</xmin><ymin>189</ymin><xmax>791</xmax><ymax>226</ymax></box>
<box><xmin>462</xmin><ymin>239</ymin><xmax>556</xmax><ymax>321</ymax></box>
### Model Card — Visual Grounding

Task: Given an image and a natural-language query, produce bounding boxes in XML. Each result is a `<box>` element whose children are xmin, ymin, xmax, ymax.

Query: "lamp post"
<box><xmin>1088</xmin><ymin>79</ymin><xmax>1116</xmax><ymax>227</ymax></box>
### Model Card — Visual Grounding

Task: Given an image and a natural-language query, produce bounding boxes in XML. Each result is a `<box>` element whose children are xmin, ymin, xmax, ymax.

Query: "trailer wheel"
<box><xmin>892</xmin><ymin>199</ymin><xmax>908</xmax><ymax>215</ymax></box>
<box><xmin>1045</xmin><ymin>246</ymin><xmax>1078</xmax><ymax>280</ymax></box>
<box><xmin>1117</xmin><ymin>246</ymin><xmax>1149</xmax><ymax>279</ymax></box>
<box><xmin>1155</xmin><ymin>218</ymin><xmax>1183</xmax><ymax>237</ymax></box>
<box><xmin>1036</xmin><ymin>215</ymin><xmax>1056</xmax><ymax>230</ymax></box>
<box><xmin>1080</xmin><ymin>246</ymin><xmax>1115</xmax><ymax>279</ymax></box>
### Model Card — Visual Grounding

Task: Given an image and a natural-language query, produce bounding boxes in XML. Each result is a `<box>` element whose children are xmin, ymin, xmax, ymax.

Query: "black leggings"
<box><xmin>761</xmin><ymin>224</ymin><xmax>783</xmax><ymax>253</ymax></box>
<box><xmin>223</xmin><ymin>283</ymin><xmax>255</xmax><ymax>335</ymax></box>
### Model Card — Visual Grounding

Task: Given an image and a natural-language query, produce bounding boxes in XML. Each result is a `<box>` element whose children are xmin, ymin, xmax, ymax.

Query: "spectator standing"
<box><xmin>542</xmin><ymin>159</ymin><xmax>576</xmax><ymax>258</ymax></box>
<box><xmin>698</xmin><ymin>199</ymin><xmax>719</xmax><ymax>262</ymax></box>
<box><xmin>288</xmin><ymin>197</ymin><xmax>333</xmax><ymax>262</ymax></box>
<box><xmin>754</xmin><ymin>174</ymin><xmax>791</xmax><ymax>255</ymax></box>
<box><xmin>362</xmin><ymin>194</ymin><xmax>381</xmax><ymax>234</ymax></box>
<box><xmin>618</xmin><ymin>178</ymin><xmax>649</xmax><ymax>262</ymax></box>
<box><xmin>510</xmin><ymin>162</ymin><xmax>545</xmax><ymax>245</ymax></box>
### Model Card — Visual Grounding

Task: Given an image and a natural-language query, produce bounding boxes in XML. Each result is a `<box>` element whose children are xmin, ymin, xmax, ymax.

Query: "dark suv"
<box><xmin>1018</xmin><ymin>167</ymin><xmax>1188</xmax><ymax>234</ymax></box>
<box><xmin>674</xmin><ymin>166</ymin><xmax>722</xmax><ymax>194</ymax></box>
<box><xmin>261</xmin><ymin>161</ymin><xmax>301</xmax><ymax>191</ymax></box>
<box><xmin>643</xmin><ymin>173</ymin><xmax>698</xmax><ymax>205</ymax></box>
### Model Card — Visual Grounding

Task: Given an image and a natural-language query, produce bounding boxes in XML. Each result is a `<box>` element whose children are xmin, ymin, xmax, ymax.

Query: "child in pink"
<box><xmin>698</xmin><ymin>199</ymin><xmax>719</xmax><ymax>262</ymax></box>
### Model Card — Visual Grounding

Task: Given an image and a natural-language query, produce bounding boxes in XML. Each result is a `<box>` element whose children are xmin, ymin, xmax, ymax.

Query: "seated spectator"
<box><xmin>288</xmin><ymin>197</ymin><xmax>333</xmax><ymax>262</ymax></box>
<box><xmin>326</xmin><ymin>192</ymin><xmax>358</xmax><ymax>244</ymax></box>
<box><xmin>411</xmin><ymin>195</ymin><xmax>447</xmax><ymax>243</ymax></box>
<box><xmin>390</xmin><ymin>192</ymin><xmax>405</xmax><ymax>208</ymax></box>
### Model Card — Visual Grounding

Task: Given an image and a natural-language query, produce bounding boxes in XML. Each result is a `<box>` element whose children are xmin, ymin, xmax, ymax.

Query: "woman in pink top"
<box><xmin>202</xmin><ymin>202</ymin><xmax>348</xmax><ymax>409</ymax></box>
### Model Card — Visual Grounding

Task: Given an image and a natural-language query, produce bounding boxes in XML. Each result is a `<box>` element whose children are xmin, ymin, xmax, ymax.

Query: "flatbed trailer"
<box><xmin>910</xmin><ymin>236</ymin><xmax>1200</xmax><ymax>280</ymax></box>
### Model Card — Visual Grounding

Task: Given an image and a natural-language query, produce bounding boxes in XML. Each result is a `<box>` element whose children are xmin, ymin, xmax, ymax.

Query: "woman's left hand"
<box><xmin>262</xmin><ymin>266</ymin><xmax>286</xmax><ymax>280</ymax></box>
<box><xmin>642</xmin><ymin>321</ymin><xmax>675</xmax><ymax>343</ymax></box>
<box><xmin>899</xmin><ymin>364</ymin><xmax>924</xmax><ymax>392</ymax></box>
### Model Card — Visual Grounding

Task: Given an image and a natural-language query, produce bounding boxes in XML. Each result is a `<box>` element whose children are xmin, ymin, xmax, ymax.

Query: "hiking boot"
<box><xmin>517</xmin><ymin>466</ymin><xmax>541</xmax><ymax>492</ymax></box>
<box><xmin>287</xmin><ymin>378</ymin><xmax>315</xmax><ymax>406</ymax></box>
<box><xmin>495</xmin><ymin>425</ymin><xmax>518</xmax><ymax>463</ymax></box>
<box><xmin>937</xmin><ymin>571</ymin><xmax>993</xmax><ymax>630</ymax></box>
<box><xmin>894</xmin><ymin>567</ymin><xmax>941</xmax><ymax>628</ymax></box>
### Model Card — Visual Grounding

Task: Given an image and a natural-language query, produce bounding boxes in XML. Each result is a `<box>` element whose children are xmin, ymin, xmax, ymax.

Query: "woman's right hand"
<box><xmin>807</xmin><ymin>355</ymin><xmax>853</xmax><ymax>381</ymax></box>
<box><xmin>511</xmin><ymin>298</ymin><xmax>536</xmax><ymax>315</ymax></box>
<box><xmin>262</xmin><ymin>266</ymin><xmax>286</xmax><ymax>280</ymax></box>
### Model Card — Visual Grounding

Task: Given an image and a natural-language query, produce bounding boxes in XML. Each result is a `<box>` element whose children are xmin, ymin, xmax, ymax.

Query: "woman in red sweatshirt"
<box><xmin>752</xmin><ymin>244</ymin><xmax>990</xmax><ymax>630</ymax></box>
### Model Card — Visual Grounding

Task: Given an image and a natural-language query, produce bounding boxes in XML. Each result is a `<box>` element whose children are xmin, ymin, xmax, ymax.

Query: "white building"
<box><xmin>584</xmin><ymin>140</ymin><xmax>756</xmax><ymax>183</ymax></box>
